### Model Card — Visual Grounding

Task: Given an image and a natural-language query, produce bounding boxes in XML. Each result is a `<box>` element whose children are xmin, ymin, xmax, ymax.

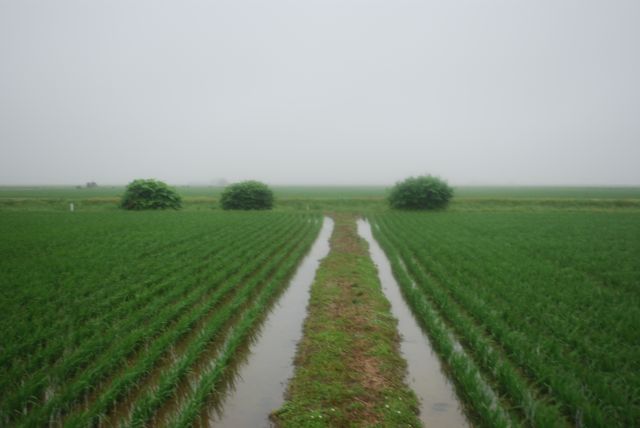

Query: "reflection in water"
<box><xmin>206</xmin><ymin>217</ymin><xmax>334</xmax><ymax>428</ymax></box>
<box><xmin>357</xmin><ymin>219</ymin><xmax>469</xmax><ymax>428</ymax></box>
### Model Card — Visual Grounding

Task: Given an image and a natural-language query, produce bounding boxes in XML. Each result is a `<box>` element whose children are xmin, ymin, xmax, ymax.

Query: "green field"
<box><xmin>0</xmin><ymin>211</ymin><xmax>321</xmax><ymax>426</ymax></box>
<box><xmin>3</xmin><ymin>185</ymin><xmax>640</xmax><ymax>199</ymax></box>
<box><xmin>370</xmin><ymin>211</ymin><xmax>640</xmax><ymax>427</ymax></box>
<box><xmin>1</xmin><ymin>187</ymin><xmax>639</xmax><ymax>427</ymax></box>
<box><xmin>2</xmin><ymin>185</ymin><xmax>640</xmax><ymax>212</ymax></box>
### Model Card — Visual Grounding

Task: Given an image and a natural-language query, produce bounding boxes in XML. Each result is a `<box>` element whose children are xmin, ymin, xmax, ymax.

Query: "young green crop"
<box><xmin>0</xmin><ymin>211</ymin><xmax>321</xmax><ymax>426</ymax></box>
<box><xmin>3</xmin><ymin>214</ymin><xmax>292</xmax><ymax>421</ymax></box>
<box><xmin>370</xmin><ymin>211</ymin><xmax>640</xmax><ymax>427</ymax></box>
<box><xmin>1</xmin><ymin>221</ymin><xmax>261</xmax><ymax>404</ymax></box>
<box><xmin>121</xmin><ymin>222</ymin><xmax>317</xmax><ymax>427</ymax></box>
<box><xmin>375</xmin><ymin>216</ymin><xmax>567</xmax><ymax>426</ymax></box>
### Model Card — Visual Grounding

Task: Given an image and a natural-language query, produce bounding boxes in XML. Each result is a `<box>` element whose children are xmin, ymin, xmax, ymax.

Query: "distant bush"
<box><xmin>121</xmin><ymin>179</ymin><xmax>182</xmax><ymax>210</ymax></box>
<box><xmin>220</xmin><ymin>180</ymin><xmax>274</xmax><ymax>210</ymax></box>
<box><xmin>388</xmin><ymin>175</ymin><xmax>453</xmax><ymax>210</ymax></box>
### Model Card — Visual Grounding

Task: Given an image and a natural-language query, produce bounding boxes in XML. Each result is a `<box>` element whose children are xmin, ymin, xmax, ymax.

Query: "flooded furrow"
<box><xmin>202</xmin><ymin>216</ymin><xmax>334</xmax><ymax>428</ymax></box>
<box><xmin>357</xmin><ymin>219</ymin><xmax>469</xmax><ymax>428</ymax></box>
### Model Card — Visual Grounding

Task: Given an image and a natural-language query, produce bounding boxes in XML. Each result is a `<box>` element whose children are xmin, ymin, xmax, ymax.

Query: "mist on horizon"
<box><xmin>1</xmin><ymin>1</ymin><xmax>639</xmax><ymax>187</ymax></box>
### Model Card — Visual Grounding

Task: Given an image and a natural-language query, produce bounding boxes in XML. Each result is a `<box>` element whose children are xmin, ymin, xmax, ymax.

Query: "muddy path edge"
<box><xmin>357</xmin><ymin>218</ymin><xmax>470</xmax><ymax>428</ymax></box>
<box><xmin>201</xmin><ymin>216</ymin><xmax>334</xmax><ymax>427</ymax></box>
<box><xmin>272</xmin><ymin>213</ymin><xmax>422</xmax><ymax>427</ymax></box>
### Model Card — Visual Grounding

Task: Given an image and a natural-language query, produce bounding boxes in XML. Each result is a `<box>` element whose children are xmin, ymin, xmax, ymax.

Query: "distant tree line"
<box><xmin>120</xmin><ymin>179</ymin><xmax>275</xmax><ymax>211</ymax></box>
<box><xmin>118</xmin><ymin>174</ymin><xmax>454</xmax><ymax>211</ymax></box>
<box><xmin>75</xmin><ymin>182</ymin><xmax>98</xmax><ymax>189</ymax></box>
<box><xmin>388</xmin><ymin>175</ymin><xmax>453</xmax><ymax>210</ymax></box>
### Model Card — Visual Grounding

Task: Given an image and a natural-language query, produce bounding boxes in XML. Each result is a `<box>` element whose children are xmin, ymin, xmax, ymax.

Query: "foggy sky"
<box><xmin>1</xmin><ymin>0</ymin><xmax>639</xmax><ymax>186</ymax></box>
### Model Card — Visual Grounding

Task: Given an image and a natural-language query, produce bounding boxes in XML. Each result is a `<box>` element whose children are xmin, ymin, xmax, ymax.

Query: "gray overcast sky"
<box><xmin>1</xmin><ymin>0</ymin><xmax>639</xmax><ymax>186</ymax></box>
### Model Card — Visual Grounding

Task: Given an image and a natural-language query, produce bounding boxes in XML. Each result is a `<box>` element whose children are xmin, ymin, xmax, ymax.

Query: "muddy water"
<box><xmin>357</xmin><ymin>219</ymin><xmax>469</xmax><ymax>428</ymax></box>
<box><xmin>204</xmin><ymin>217</ymin><xmax>334</xmax><ymax>427</ymax></box>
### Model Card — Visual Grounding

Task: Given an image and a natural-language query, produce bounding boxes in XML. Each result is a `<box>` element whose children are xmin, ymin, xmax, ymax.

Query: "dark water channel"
<box><xmin>357</xmin><ymin>219</ymin><xmax>469</xmax><ymax>428</ymax></box>
<box><xmin>205</xmin><ymin>217</ymin><xmax>334</xmax><ymax>427</ymax></box>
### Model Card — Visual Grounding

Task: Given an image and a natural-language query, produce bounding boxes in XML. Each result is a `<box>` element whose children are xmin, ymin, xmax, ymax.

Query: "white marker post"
<box><xmin>69</xmin><ymin>202</ymin><xmax>75</xmax><ymax>212</ymax></box>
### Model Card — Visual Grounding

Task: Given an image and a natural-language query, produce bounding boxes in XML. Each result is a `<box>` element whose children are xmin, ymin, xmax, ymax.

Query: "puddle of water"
<box><xmin>357</xmin><ymin>219</ymin><xmax>469</xmax><ymax>428</ymax></box>
<box><xmin>204</xmin><ymin>217</ymin><xmax>334</xmax><ymax>428</ymax></box>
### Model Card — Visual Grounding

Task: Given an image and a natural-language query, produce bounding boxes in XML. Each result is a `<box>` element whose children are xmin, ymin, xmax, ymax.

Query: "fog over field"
<box><xmin>1</xmin><ymin>0</ymin><xmax>639</xmax><ymax>186</ymax></box>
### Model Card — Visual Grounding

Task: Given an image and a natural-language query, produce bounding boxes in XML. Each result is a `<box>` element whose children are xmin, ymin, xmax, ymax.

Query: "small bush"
<box><xmin>220</xmin><ymin>180</ymin><xmax>274</xmax><ymax>210</ymax></box>
<box><xmin>121</xmin><ymin>179</ymin><xmax>182</xmax><ymax>210</ymax></box>
<box><xmin>388</xmin><ymin>175</ymin><xmax>453</xmax><ymax>210</ymax></box>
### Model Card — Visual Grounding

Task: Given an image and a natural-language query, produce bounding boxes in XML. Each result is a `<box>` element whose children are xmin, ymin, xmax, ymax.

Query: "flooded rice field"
<box><xmin>205</xmin><ymin>217</ymin><xmax>334</xmax><ymax>427</ymax></box>
<box><xmin>357</xmin><ymin>218</ymin><xmax>469</xmax><ymax>428</ymax></box>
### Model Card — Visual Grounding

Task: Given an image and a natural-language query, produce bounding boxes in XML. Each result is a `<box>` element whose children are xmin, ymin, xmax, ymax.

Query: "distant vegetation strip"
<box><xmin>273</xmin><ymin>214</ymin><xmax>421</xmax><ymax>427</ymax></box>
<box><xmin>2</xmin><ymin>185</ymin><xmax>640</xmax><ymax>199</ymax></box>
<box><xmin>370</xmin><ymin>211</ymin><xmax>640</xmax><ymax>427</ymax></box>
<box><xmin>0</xmin><ymin>211</ymin><xmax>322</xmax><ymax>426</ymax></box>
<box><xmin>2</xmin><ymin>185</ymin><xmax>640</xmax><ymax>212</ymax></box>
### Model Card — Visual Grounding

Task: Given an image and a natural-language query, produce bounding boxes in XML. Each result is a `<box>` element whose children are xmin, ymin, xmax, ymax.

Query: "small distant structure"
<box><xmin>86</xmin><ymin>182</ymin><xmax>98</xmax><ymax>188</ymax></box>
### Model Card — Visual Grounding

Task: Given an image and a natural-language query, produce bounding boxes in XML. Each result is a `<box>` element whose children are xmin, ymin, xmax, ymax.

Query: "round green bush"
<box><xmin>120</xmin><ymin>179</ymin><xmax>182</xmax><ymax>210</ymax></box>
<box><xmin>388</xmin><ymin>175</ymin><xmax>453</xmax><ymax>210</ymax></box>
<box><xmin>220</xmin><ymin>180</ymin><xmax>274</xmax><ymax>210</ymax></box>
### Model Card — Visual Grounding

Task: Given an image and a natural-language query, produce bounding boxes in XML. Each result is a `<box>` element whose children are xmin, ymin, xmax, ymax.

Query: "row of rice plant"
<box><xmin>6</xmin><ymin>216</ymin><xmax>293</xmax><ymax>423</ymax></box>
<box><xmin>3</xmin><ymin>216</ymin><xmax>274</xmax><ymax>419</ymax></box>
<box><xmin>370</xmin><ymin>211</ymin><xmax>640</xmax><ymax>427</ymax></box>
<box><xmin>0</xmin><ymin>211</ymin><xmax>321</xmax><ymax>426</ymax></box>
<box><xmin>54</xmin><ymin>219</ymin><xmax>308</xmax><ymax>427</ymax></box>
<box><xmin>96</xmin><ymin>222</ymin><xmax>318</xmax><ymax>427</ymax></box>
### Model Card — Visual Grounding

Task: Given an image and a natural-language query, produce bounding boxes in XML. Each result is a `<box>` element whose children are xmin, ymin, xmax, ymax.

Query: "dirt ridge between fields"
<box><xmin>272</xmin><ymin>213</ymin><xmax>421</xmax><ymax>427</ymax></box>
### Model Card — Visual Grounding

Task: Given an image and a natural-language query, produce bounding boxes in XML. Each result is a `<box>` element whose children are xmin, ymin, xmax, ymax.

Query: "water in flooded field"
<box><xmin>357</xmin><ymin>218</ymin><xmax>469</xmax><ymax>428</ymax></box>
<box><xmin>204</xmin><ymin>217</ymin><xmax>334</xmax><ymax>427</ymax></box>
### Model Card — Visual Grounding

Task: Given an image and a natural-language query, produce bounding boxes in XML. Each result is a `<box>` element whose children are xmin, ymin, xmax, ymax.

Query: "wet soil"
<box><xmin>357</xmin><ymin>218</ymin><xmax>469</xmax><ymax>428</ymax></box>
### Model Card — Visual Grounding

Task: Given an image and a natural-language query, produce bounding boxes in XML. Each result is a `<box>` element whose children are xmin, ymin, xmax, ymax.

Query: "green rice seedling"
<box><xmin>375</xmin><ymin>216</ymin><xmax>567</xmax><ymax>426</ymax></box>
<box><xmin>5</xmin><ymin>226</ymin><xmax>273</xmax><ymax>423</ymax></box>
<box><xmin>0</xmin><ymin>211</ymin><xmax>320</xmax><ymax>426</ymax></box>
<box><xmin>30</xmin><ymin>219</ymin><xmax>315</xmax><ymax>427</ymax></box>
<box><xmin>370</xmin><ymin>211</ymin><xmax>640</xmax><ymax>427</ymax></box>
<box><xmin>103</xmin><ymin>224</ymin><xmax>317</xmax><ymax>427</ymax></box>
<box><xmin>369</xmin><ymin>221</ymin><xmax>516</xmax><ymax>428</ymax></box>
<box><xmin>168</xmin><ymin>230</ymin><xmax>319</xmax><ymax>428</ymax></box>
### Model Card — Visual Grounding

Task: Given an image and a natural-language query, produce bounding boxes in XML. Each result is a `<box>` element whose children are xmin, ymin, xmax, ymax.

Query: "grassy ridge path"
<box><xmin>273</xmin><ymin>213</ymin><xmax>421</xmax><ymax>427</ymax></box>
